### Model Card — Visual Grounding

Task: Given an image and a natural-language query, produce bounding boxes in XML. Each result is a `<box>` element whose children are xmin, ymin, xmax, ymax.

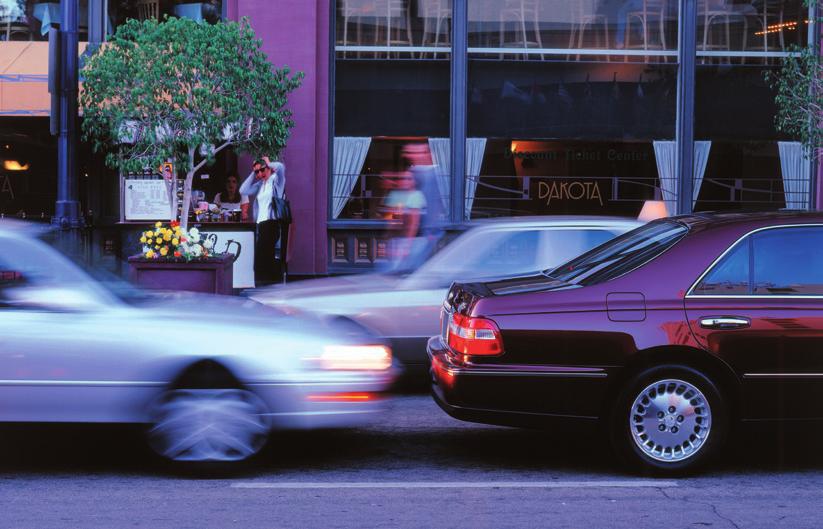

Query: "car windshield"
<box><xmin>546</xmin><ymin>220</ymin><xmax>688</xmax><ymax>286</ymax></box>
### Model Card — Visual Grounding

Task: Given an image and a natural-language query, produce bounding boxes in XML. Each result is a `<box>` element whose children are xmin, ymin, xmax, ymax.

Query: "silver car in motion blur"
<box><xmin>250</xmin><ymin>217</ymin><xmax>641</xmax><ymax>381</ymax></box>
<box><xmin>0</xmin><ymin>221</ymin><xmax>394</xmax><ymax>464</ymax></box>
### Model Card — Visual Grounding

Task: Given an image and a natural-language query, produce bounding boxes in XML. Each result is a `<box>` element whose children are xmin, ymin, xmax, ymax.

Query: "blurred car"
<box><xmin>0</xmin><ymin>220</ymin><xmax>394</xmax><ymax>465</ymax></box>
<box><xmin>250</xmin><ymin>217</ymin><xmax>641</xmax><ymax>382</ymax></box>
<box><xmin>429</xmin><ymin>211</ymin><xmax>823</xmax><ymax>474</ymax></box>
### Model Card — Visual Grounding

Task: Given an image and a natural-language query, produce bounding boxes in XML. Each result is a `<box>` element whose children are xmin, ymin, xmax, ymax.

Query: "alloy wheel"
<box><xmin>628</xmin><ymin>378</ymin><xmax>712</xmax><ymax>463</ymax></box>
<box><xmin>148</xmin><ymin>389</ymin><xmax>270</xmax><ymax>462</ymax></box>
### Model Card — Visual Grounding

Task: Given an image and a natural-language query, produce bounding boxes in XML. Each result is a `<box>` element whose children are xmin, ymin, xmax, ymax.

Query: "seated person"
<box><xmin>214</xmin><ymin>174</ymin><xmax>249</xmax><ymax>220</ymax></box>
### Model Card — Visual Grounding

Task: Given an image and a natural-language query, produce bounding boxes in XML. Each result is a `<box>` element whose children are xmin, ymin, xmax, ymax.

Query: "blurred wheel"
<box><xmin>148</xmin><ymin>389</ymin><xmax>270</xmax><ymax>464</ymax></box>
<box><xmin>611</xmin><ymin>365</ymin><xmax>727</xmax><ymax>475</ymax></box>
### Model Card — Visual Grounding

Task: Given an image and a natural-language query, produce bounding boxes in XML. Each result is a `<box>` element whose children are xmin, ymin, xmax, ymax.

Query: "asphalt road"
<box><xmin>2</xmin><ymin>395</ymin><xmax>823</xmax><ymax>529</ymax></box>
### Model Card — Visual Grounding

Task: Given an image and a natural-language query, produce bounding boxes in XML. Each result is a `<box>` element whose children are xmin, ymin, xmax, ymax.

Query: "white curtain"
<box><xmin>653</xmin><ymin>140</ymin><xmax>712</xmax><ymax>215</ymax></box>
<box><xmin>465</xmin><ymin>138</ymin><xmax>487</xmax><ymax>218</ymax></box>
<box><xmin>332</xmin><ymin>137</ymin><xmax>371</xmax><ymax>219</ymax></box>
<box><xmin>427</xmin><ymin>138</ymin><xmax>487</xmax><ymax>218</ymax></box>
<box><xmin>778</xmin><ymin>141</ymin><xmax>812</xmax><ymax>210</ymax></box>
<box><xmin>427</xmin><ymin>138</ymin><xmax>451</xmax><ymax>210</ymax></box>
<box><xmin>653</xmin><ymin>141</ymin><xmax>678</xmax><ymax>215</ymax></box>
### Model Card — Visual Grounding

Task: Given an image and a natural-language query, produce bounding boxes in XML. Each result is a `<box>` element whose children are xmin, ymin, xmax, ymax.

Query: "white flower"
<box><xmin>203</xmin><ymin>238</ymin><xmax>214</xmax><ymax>250</ymax></box>
<box><xmin>188</xmin><ymin>227</ymin><xmax>200</xmax><ymax>243</ymax></box>
<box><xmin>190</xmin><ymin>244</ymin><xmax>203</xmax><ymax>257</ymax></box>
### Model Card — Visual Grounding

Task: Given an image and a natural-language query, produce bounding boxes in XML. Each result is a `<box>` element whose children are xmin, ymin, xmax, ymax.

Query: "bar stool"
<box><xmin>337</xmin><ymin>0</ymin><xmax>365</xmax><ymax>58</ymax></box>
<box><xmin>498</xmin><ymin>0</ymin><xmax>543</xmax><ymax>60</ymax></box>
<box><xmin>420</xmin><ymin>0</ymin><xmax>451</xmax><ymax>59</ymax></box>
<box><xmin>567</xmin><ymin>0</ymin><xmax>609</xmax><ymax>61</ymax></box>
<box><xmin>625</xmin><ymin>0</ymin><xmax>669</xmax><ymax>62</ymax></box>
<box><xmin>372</xmin><ymin>0</ymin><xmax>413</xmax><ymax>59</ymax></box>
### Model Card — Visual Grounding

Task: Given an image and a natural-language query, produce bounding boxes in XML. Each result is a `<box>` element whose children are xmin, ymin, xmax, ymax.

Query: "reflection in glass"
<box><xmin>467</xmin><ymin>0</ymin><xmax>679</xmax><ymax>63</ymax></box>
<box><xmin>335</xmin><ymin>0</ymin><xmax>453</xmax><ymax>58</ymax></box>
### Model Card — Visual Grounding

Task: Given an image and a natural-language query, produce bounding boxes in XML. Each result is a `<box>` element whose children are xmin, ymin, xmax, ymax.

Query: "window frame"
<box><xmin>686</xmin><ymin>223</ymin><xmax>823</xmax><ymax>299</ymax></box>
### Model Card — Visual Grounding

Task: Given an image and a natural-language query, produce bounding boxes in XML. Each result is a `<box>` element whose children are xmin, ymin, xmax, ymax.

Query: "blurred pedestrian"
<box><xmin>240</xmin><ymin>157</ymin><xmax>287</xmax><ymax>286</ymax></box>
<box><xmin>383</xmin><ymin>142</ymin><xmax>445</xmax><ymax>272</ymax></box>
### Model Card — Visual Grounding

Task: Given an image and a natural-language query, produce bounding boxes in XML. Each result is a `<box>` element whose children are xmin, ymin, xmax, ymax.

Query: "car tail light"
<box><xmin>447</xmin><ymin>313</ymin><xmax>504</xmax><ymax>356</ymax></box>
<box><xmin>320</xmin><ymin>345</ymin><xmax>392</xmax><ymax>371</ymax></box>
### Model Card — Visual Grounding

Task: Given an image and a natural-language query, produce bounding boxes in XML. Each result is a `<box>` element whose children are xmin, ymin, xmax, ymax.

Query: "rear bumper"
<box><xmin>427</xmin><ymin>336</ymin><xmax>609</xmax><ymax>427</ymax></box>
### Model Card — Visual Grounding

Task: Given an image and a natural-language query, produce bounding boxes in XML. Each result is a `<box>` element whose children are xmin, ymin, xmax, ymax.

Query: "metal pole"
<box><xmin>449</xmin><ymin>0</ymin><xmax>468</xmax><ymax>222</ymax></box>
<box><xmin>675</xmin><ymin>0</ymin><xmax>697</xmax><ymax>215</ymax></box>
<box><xmin>54</xmin><ymin>0</ymin><xmax>83</xmax><ymax>228</ymax></box>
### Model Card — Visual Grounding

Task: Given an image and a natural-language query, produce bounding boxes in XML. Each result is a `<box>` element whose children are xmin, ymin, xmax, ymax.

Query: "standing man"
<box><xmin>240</xmin><ymin>157</ymin><xmax>286</xmax><ymax>286</ymax></box>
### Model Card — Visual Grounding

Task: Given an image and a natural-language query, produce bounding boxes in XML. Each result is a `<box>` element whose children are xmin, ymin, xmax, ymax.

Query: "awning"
<box><xmin>0</xmin><ymin>41</ymin><xmax>88</xmax><ymax>117</ymax></box>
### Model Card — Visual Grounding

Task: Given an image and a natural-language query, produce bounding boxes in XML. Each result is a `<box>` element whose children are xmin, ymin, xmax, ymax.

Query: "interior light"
<box><xmin>3</xmin><ymin>160</ymin><xmax>29</xmax><ymax>171</ymax></box>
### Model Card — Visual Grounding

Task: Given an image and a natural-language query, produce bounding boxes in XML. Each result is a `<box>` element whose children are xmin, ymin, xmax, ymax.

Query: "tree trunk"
<box><xmin>180</xmin><ymin>170</ymin><xmax>195</xmax><ymax>231</ymax></box>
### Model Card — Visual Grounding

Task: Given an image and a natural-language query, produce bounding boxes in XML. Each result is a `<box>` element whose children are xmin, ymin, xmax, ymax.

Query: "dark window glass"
<box><xmin>693</xmin><ymin>239</ymin><xmax>750</xmax><ymax>295</ymax></box>
<box><xmin>547</xmin><ymin>220</ymin><xmax>687</xmax><ymax>286</ymax></box>
<box><xmin>752</xmin><ymin>227</ymin><xmax>823</xmax><ymax>296</ymax></box>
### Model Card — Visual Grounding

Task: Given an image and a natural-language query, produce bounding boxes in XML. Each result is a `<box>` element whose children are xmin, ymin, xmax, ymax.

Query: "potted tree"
<box><xmin>80</xmin><ymin>16</ymin><xmax>302</xmax><ymax>293</ymax></box>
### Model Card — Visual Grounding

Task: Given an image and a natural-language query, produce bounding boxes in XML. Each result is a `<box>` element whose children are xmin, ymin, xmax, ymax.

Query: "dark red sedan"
<box><xmin>428</xmin><ymin>212</ymin><xmax>823</xmax><ymax>474</ymax></box>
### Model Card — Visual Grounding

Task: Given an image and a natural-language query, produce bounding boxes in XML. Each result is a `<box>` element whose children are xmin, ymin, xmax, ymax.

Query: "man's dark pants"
<box><xmin>254</xmin><ymin>219</ymin><xmax>281</xmax><ymax>286</ymax></box>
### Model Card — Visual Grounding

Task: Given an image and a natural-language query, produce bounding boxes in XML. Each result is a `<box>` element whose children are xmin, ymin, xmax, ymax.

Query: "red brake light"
<box><xmin>447</xmin><ymin>313</ymin><xmax>504</xmax><ymax>356</ymax></box>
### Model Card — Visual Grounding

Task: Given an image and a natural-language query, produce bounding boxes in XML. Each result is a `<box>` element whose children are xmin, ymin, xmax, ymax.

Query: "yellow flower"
<box><xmin>155</xmin><ymin>237</ymin><xmax>163</xmax><ymax>244</ymax></box>
<box><xmin>145</xmin><ymin>249</ymin><xmax>155</xmax><ymax>258</ymax></box>
<box><xmin>140</xmin><ymin>236</ymin><xmax>147</xmax><ymax>243</ymax></box>
<box><xmin>155</xmin><ymin>221</ymin><xmax>162</xmax><ymax>228</ymax></box>
<box><xmin>160</xmin><ymin>247</ymin><xmax>168</xmax><ymax>256</ymax></box>
<box><xmin>163</xmin><ymin>233</ymin><xmax>171</xmax><ymax>242</ymax></box>
<box><xmin>172</xmin><ymin>238</ymin><xmax>179</xmax><ymax>245</ymax></box>
<box><xmin>155</xmin><ymin>244</ymin><xmax>160</xmax><ymax>249</ymax></box>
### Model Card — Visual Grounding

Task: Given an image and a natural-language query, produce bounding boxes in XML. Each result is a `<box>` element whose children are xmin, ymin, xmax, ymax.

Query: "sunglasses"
<box><xmin>254</xmin><ymin>167</ymin><xmax>268</xmax><ymax>174</ymax></box>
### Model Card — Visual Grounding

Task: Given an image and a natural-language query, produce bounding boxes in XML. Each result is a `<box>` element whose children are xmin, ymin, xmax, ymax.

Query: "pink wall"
<box><xmin>228</xmin><ymin>0</ymin><xmax>330</xmax><ymax>275</ymax></box>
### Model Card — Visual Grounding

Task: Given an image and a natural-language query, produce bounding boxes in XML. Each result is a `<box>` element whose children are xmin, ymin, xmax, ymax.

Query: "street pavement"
<box><xmin>2</xmin><ymin>394</ymin><xmax>823</xmax><ymax>529</ymax></box>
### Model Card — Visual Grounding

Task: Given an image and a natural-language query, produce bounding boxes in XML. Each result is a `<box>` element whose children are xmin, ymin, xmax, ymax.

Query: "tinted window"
<box><xmin>753</xmin><ymin>227</ymin><xmax>823</xmax><ymax>295</ymax></box>
<box><xmin>541</xmin><ymin>229</ymin><xmax>626</xmax><ymax>269</ymax></box>
<box><xmin>692</xmin><ymin>240</ymin><xmax>750</xmax><ymax>295</ymax></box>
<box><xmin>547</xmin><ymin>221</ymin><xmax>688</xmax><ymax>286</ymax></box>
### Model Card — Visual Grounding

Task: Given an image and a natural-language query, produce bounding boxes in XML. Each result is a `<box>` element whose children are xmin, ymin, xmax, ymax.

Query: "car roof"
<box><xmin>467</xmin><ymin>215</ymin><xmax>643</xmax><ymax>230</ymax></box>
<box><xmin>668</xmin><ymin>211</ymin><xmax>823</xmax><ymax>230</ymax></box>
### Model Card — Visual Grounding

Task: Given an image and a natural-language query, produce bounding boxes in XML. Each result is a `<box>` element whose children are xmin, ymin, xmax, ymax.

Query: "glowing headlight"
<box><xmin>320</xmin><ymin>345</ymin><xmax>392</xmax><ymax>371</ymax></box>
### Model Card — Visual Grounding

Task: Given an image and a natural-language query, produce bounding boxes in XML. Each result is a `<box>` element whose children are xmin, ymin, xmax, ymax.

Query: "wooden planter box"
<box><xmin>127</xmin><ymin>254</ymin><xmax>235</xmax><ymax>295</ymax></box>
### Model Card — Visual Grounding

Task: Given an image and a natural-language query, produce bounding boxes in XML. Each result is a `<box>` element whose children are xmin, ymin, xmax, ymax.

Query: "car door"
<box><xmin>684</xmin><ymin>225</ymin><xmax>823</xmax><ymax>420</ymax></box>
<box><xmin>0</xmin><ymin>235</ymin><xmax>153</xmax><ymax>423</ymax></box>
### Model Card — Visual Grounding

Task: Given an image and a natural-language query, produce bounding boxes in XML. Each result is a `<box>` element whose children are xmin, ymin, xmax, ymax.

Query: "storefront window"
<box><xmin>695</xmin><ymin>0</ymin><xmax>811</xmax><ymax>212</ymax></box>
<box><xmin>107</xmin><ymin>0</ymin><xmax>223</xmax><ymax>33</ymax></box>
<box><xmin>333</xmin><ymin>2</ymin><xmax>452</xmax><ymax>221</ymax></box>
<box><xmin>465</xmin><ymin>1</ymin><xmax>680</xmax><ymax>220</ymax></box>
<box><xmin>0</xmin><ymin>118</ymin><xmax>56</xmax><ymax>219</ymax></box>
<box><xmin>336</xmin><ymin>0</ymin><xmax>453</xmax><ymax>59</ymax></box>
<box><xmin>0</xmin><ymin>0</ymin><xmax>90</xmax><ymax>41</ymax></box>
<box><xmin>468</xmin><ymin>0</ymin><xmax>679</xmax><ymax>63</ymax></box>
<box><xmin>696</xmin><ymin>0</ymin><xmax>808</xmax><ymax>66</ymax></box>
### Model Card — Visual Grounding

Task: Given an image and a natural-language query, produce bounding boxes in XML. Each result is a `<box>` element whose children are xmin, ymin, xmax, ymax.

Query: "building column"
<box><xmin>675</xmin><ymin>0</ymin><xmax>697</xmax><ymax>215</ymax></box>
<box><xmin>54</xmin><ymin>0</ymin><xmax>83</xmax><ymax>228</ymax></box>
<box><xmin>449</xmin><ymin>0</ymin><xmax>468</xmax><ymax>223</ymax></box>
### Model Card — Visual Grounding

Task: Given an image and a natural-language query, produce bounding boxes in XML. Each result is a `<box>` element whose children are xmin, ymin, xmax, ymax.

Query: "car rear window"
<box><xmin>546</xmin><ymin>221</ymin><xmax>688</xmax><ymax>286</ymax></box>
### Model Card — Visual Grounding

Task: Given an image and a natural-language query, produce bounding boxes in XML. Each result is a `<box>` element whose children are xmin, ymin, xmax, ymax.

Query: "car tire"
<box><xmin>146</xmin><ymin>388</ymin><xmax>271</xmax><ymax>469</ymax></box>
<box><xmin>610</xmin><ymin>365</ymin><xmax>728</xmax><ymax>476</ymax></box>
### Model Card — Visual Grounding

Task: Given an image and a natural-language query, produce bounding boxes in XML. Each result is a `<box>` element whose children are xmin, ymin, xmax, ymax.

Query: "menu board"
<box><xmin>124</xmin><ymin>179</ymin><xmax>173</xmax><ymax>220</ymax></box>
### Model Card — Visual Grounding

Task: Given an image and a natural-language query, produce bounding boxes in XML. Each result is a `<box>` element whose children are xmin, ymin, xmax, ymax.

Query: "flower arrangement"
<box><xmin>139</xmin><ymin>221</ymin><xmax>215</xmax><ymax>260</ymax></box>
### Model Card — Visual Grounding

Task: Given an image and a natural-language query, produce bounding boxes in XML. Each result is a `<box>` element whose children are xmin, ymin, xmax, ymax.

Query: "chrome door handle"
<box><xmin>699</xmin><ymin>316</ymin><xmax>751</xmax><ymax>330</ymax></box>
